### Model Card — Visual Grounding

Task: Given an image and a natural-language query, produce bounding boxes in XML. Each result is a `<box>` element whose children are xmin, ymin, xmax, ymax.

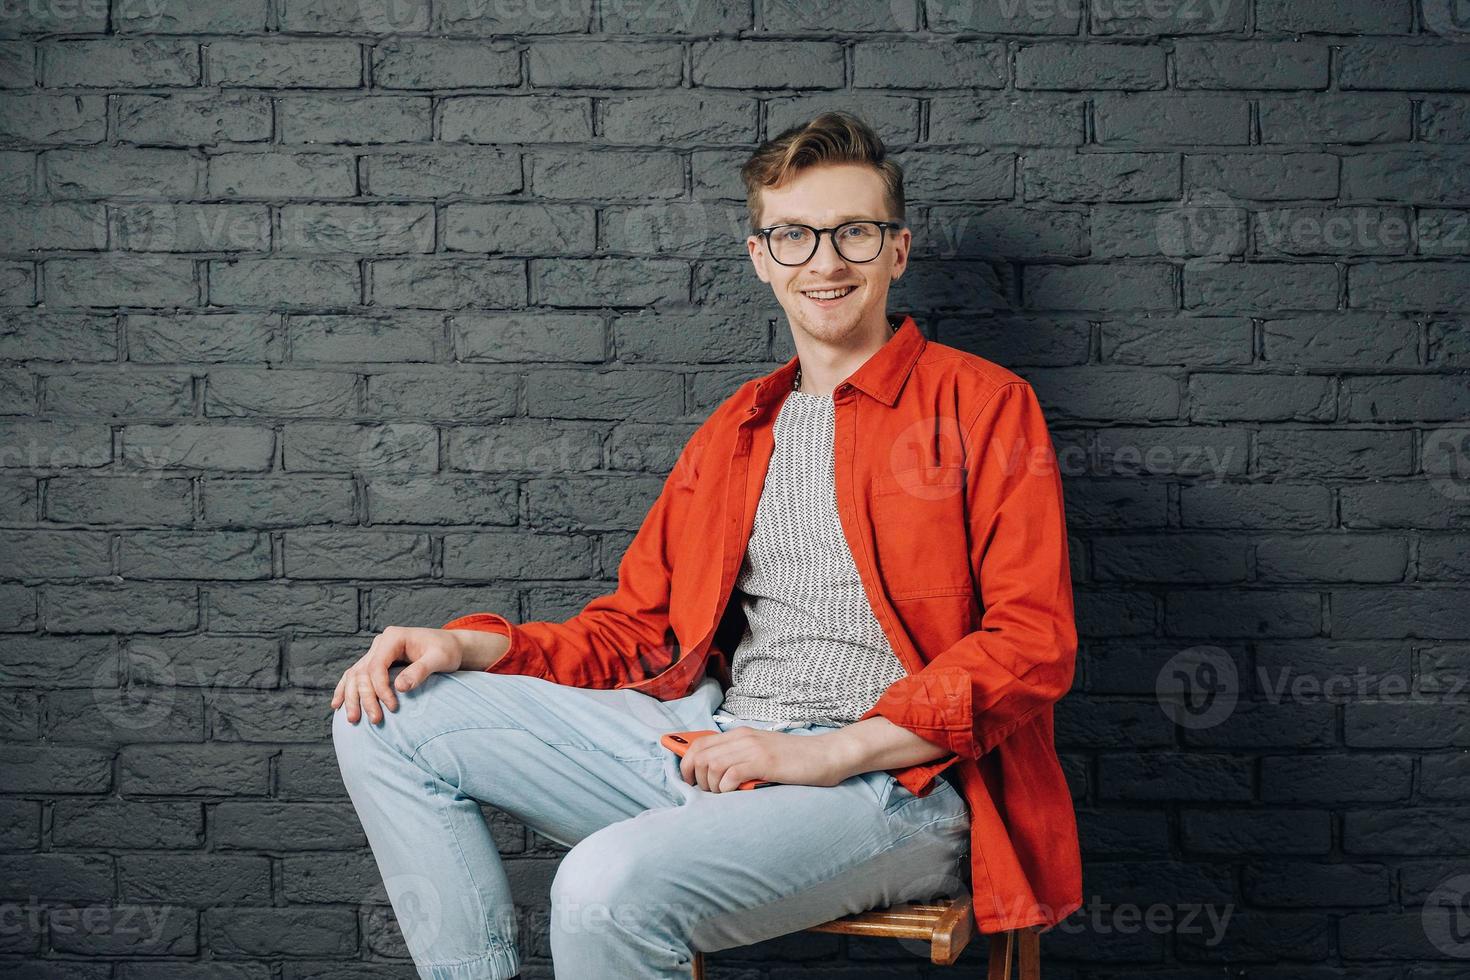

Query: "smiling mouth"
<box><xmin>800</xmin><ymin>285</ymin><xmax>857</xmax><ymax>302</ymax></box>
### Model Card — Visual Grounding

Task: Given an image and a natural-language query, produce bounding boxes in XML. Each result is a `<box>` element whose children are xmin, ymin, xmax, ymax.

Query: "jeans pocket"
<box><xmin>852</xmin><ymin>767</ymin><xmax>896</xmax><ymax>810</ymax></box>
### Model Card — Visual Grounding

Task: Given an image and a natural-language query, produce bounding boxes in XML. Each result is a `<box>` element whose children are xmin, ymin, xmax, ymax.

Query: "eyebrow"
<box><xmin>763</xmin><ymin>214</ymin><xmax>877</xmax><ymax>226</ymax></box>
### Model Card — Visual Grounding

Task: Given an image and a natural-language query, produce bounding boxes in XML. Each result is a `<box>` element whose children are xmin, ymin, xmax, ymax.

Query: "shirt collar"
<box><xmin>750</xmin><ymin>312</ymin><xmax>925</xmax><ymax>411</ymax></box>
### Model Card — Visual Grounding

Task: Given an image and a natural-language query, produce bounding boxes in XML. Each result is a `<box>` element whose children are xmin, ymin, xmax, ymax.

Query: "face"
<box><xmin>746</xmin><ymin>161</ymin><xmax>910</xmax><ymax>345</ymax></box>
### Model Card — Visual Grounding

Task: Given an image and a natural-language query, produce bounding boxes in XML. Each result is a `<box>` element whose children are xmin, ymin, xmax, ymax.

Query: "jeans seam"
<box><xmin>428</xmin><ymin>772</ymin><xmax>501</xmax><ymax>967</ymax></box>
<box><xmin>411</xmin><ymin>723</ymin><xmax>598</xmax><ymax>760</ymax></box>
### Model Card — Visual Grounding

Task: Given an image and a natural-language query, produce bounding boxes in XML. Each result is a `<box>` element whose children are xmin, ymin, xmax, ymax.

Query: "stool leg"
<box><xmin>691</xmin><ymin>950</ymin><xmax>705</xmax><ymax>979</ymax></box>
<box><xmin>986</xmin><ymin>929</ymin><xmax>1016</xmax><ymax>980</ymax></box>
<box><xmin>1019</xmin><ymin>928</ymin><xmax>1040</xmax><ymax>980</ymax></box>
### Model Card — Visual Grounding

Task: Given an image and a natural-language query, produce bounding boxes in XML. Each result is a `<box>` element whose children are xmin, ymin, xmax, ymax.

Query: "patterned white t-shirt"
<box><xmin>712</xmin><ymin>386</ymin><xmax>908</xmax><ymax>726</ymax></box>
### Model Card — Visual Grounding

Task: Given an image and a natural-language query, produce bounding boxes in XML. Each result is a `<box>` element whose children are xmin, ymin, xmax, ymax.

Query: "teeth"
<box><xmin>803</xmin><ymin>286</ymin><xmax>855</xmax><ymax>300</ymax></box>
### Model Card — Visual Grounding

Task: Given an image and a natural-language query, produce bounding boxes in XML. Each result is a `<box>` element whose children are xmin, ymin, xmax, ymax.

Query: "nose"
<box><xmin>807</xmin><ymin>229</ymin><xmax>849</xmax><ymax>274</ymax></box>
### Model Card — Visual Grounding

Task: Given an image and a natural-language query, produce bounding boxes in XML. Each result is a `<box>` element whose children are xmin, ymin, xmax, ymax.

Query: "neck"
<box><xmin>792</xmin><ymin>315</ymin><xmax>899</xmax><ymax>395</ymax></box>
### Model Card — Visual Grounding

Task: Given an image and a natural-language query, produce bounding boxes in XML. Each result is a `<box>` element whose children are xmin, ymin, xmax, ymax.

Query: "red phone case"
<box><xmin>660</xmin><ymin>730</ymin><xmax>777</xmax><ymax>790</ymax></box>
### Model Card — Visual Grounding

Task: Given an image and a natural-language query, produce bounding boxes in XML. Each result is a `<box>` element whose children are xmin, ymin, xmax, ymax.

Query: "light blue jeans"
<box><xmin>332</xmin><ymin>665</ymin><xmax>971</xmax><ymax>979</ymax></box>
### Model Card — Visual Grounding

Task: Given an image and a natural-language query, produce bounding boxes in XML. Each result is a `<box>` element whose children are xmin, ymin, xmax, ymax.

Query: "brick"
<box><xmin>0</xmin><ymin>94</ymin><xmax>106</xmax><ymax>142</ymax></box>
<box><xmin>1016</xmin><ymin>42</ymin><xmax>1165</xmax><ymax>90</ymax></box>
<box><xmin>115</xmin><ymin>93</ymin><xmax>272</xmax><ymax>145</ymax></box>
<box><xmin>0</xmin><ymin>202</ymin><xmax>104</xmax><ymax>250</ymax></box>
<box><xmin>208</xmin><ymin>151</ymin><xmax>357</xmax><ymax>199</ymax></box>
<box><xmin>444</xmin><ymin>202</ymin><xmax>593</xmax><ymax>254</ymax></box>
<box><xmin>1185</xmin><ymin>152</ymin><xmax>1337</xmax><ymax>200</ymax></box>
<box><xmin>45</xmin><ymin>257</ymin><xmax>197</xmax><ymax>307</ymax></box>
<box><xmin>1260</xmin><ymin>95</ymin><xmax>1412</xmax><ymax>144</ymax></box>
<box><xmin>43</xmin><ymin>39</ymin><xmax>200</xmax><ymax>87</ymax></box>
<box><xmin>113</xmin><ymin>0</ymin><xmax>268</xmax><ymax>34</ymax></box>
<box><xmin>370</xmin><ymin>257</ymin><xmax>523</xmax><ymax>308</ymax></box>
<box><xmin>278</xmin><ymin>204</ymin><xmax>434</xmax><ymax>254</ymax></box>
<box><xmin>277</xmin><ymin>95</ymin><xmax>431</xmax><ymax>144</ymax></box>
<box><xmin>363</xmin><ymin>147</ymin><xmax>520</xmax><ymax>198</ymax></box>
<box><xmin>1024</xmin><ymin>263</ymin><xmax>1175</xmax><ymax>311</ymax></box>
<box><xmin>692</xmin><ymin>40</ymin><xmax>843</xmax><ymax>89</ymax></box>
<box><xmin>930</xmin><ymin>95</ymin><xmax>1084</xmax><ymax>146</ymax></box>
<box><xmin>1349</xmin><ymin>263</ymin><xmax>1470</xmax><ymax>311</ymax></box>
<box><xmin>1339</xmin><ymin>41</ymin><xmax>1470</xmax><ymax>90</ymax></box>
<box><xmin>1256</xmin><ymin>0</ymin><xmax>1411</xmax><ymax>34</ymax></box>
<box><xmin>287</xmin><ymin>313</ymin><xmax>442</xmax><ymax>363</ymax></box>
<box><xmin>1089</xmin><ymin>0</ymin><xmax>1246</xmax><ymax>34</ymax></box>
<box><xmin>1023</xmin><ymin>150</ymin><xmax>1178</xmax><ymax>202</ymax></box>
<box><xmin>601</xmin><ymin>92</ymin><xmax>756</xmax><ymax>144</ymax></box>
<box><xmin>528</xmin><ymin>148</ymin><xmax>681</xmax><ymax>200</ymax></box>
<box><xmin>209</xmin><ymin>40</ymin><xmax>363</xmax><ymax>88</ymax></box>
<box><xmin>209</xmin><ymin>258</ymin><xmax>360</xmax><ymax>307</ymax></box>
<box><xmin>278</xmin><ymin>0</ymin><xmax>431</xmax><ymax>33</ymax></box>
<box><xmin>112</xmin><ymin>203</ymin><xmax>270</xmax><ymax>252</ymax></box>
<box><xmin>374</xmin><ymin>38</ymin><xmax>520</xmax><ymax>88</ymax></box>
<box><xmin>440</xmin><ymin>95</ymin><xmax>592</xmax><ymax>143</ymax></box>
<box><xmin>436</xmin><ymin>0</ymin><xmax>588</xmax><ymax>34</ymax></box>
<box><xmin>1174</xmin><ymin>41</ymin><xmax>1328</xmax><ymax>89</ymax></box>
<box><xmin>1184</xmin><ymin>262</ymin><xmax>1339</xmax><ymax>312</ymax></box>
<box><xmin>1342</xmin><ymin>151</ymin><xmax>1470</xmax><ymax>202</ymax></box>
<box><xmin>1095</xmin><ymin>94</ymin><xmax>1249</xmax><ymax>145</ymax></box>
<box><xmin>1261</xmin><ymin>314</ymin><xmax>1418</xmax><ymax>366</ymax></box>
<box><xmin>529</xmin><ymin>39</ymin><xmax>680</xmax><ymax>88</ymax></box>
<box><xmin>44</xmin><ymin>147</ymin><xmax>201</xmax><ymax>199</ymax></box>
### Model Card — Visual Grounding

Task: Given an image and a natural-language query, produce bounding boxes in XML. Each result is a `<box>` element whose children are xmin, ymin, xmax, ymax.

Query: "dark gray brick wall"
<box><xmin>0</xmin><ymin>0</ymin><xmax>1467</xmax><ymax>976</ymax></box>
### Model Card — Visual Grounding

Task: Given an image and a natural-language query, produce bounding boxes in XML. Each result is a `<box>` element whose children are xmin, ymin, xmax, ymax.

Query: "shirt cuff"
<box><xmin>440</xmin><ymin>612</ymin><xmax>552</xmax><ymax>680</ymax></box>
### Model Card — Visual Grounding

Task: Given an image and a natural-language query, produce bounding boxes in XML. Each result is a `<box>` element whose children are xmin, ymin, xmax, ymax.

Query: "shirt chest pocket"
<box><xmin>866</xmin><ymin>465</ymin><xmax>974</xmax><ymax>600</ymax></box>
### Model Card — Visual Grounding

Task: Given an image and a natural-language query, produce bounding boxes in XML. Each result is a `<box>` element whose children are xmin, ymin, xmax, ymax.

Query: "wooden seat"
<box><xmin>690</xmin><ymin>892</ymin><xmax>1042</xmax><ymax>977</ymax></box>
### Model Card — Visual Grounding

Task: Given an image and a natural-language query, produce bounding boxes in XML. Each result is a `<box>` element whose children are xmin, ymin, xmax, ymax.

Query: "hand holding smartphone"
<box><xmin>660</xmin><ymin>730</ymin><xmax>778</xmax><ymax>790</ymax></box>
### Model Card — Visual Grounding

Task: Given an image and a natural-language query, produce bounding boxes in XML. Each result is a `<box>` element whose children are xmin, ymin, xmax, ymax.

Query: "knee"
<box><xmin>331</xmin><ymin>702</ymin><xmax>382</xmax><ymax>781</ymax></box>
<box><xmin>550</xmin><ymin>830</ymin><xmax>676</xmax><ymax>939</ymax></box>
<box><xmin>331</xmin><ymin>675</ymin><xmax>438</xmax><ymax>777</ymax></box>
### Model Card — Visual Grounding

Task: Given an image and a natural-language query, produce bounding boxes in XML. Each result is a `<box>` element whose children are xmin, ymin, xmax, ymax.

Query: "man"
<box><xmin>332</xmin><ymin>110</ymin><xmax>1081</xmax><ymax>979</ymax></box>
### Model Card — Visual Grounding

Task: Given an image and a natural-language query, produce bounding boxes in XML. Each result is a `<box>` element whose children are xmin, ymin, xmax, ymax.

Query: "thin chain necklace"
<box><xmin>793</xmin><ymin>319</ymin><xmax>899</xmax><ymax>392</ymax></box>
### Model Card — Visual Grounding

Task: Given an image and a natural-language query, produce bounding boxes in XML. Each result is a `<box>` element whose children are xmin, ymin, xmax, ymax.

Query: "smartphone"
<box><xmin>660</xmin><ymin>730</ymin><xmax>777</xmax><ymax>790</ymax></box>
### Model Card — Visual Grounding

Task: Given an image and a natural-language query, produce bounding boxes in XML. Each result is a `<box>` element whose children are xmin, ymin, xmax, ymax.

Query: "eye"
<box><xmin>778</xmin><ymin>227</ymin><xmax>811</xmax><ymax>242</ymax></box>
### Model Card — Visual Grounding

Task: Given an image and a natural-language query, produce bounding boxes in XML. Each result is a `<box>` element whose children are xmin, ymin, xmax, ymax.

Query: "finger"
<box><xmin>719</xmin><ymin>767</ymin><xmax>746</xmax><ymax>794</ymax></box>
<box><xmin>394</xmin><ymin>662</ymin><xmax>424</xmax><ymax>692</ymax></box>
<box><xmin>356</xmin><ymin>674</ymin><xmax>382</xmax><ymax>724</ymax></box>
<box><xmin>368</xmin><ymin>628</ymin><xmax>407</xmax><ymax>712</ymax></box>
<box><xmin>341</xmin><ymin>674</ymin><xmax>362</xmax><ymax>724</ymax></box>
<box><xmin>370</xmin><ymin>659</ymin><xmax>398</xmax><ymax>714</ymax></box>
<box><xmin>331</xmin><ymin>674</ymin><xmax>345</xmax><ymax>710</ymax></box>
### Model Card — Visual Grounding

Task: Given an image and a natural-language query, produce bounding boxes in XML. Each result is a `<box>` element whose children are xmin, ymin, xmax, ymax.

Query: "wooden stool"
<box><xmin>689</xmin><ymin>893</ymin><xmax>1041</xmax><ymax>977</ymax></box>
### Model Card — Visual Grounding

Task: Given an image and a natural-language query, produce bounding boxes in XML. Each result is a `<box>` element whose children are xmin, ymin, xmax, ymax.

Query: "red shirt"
<box><xmin>442</xmin><ymin>313</ymin><xmax>1082</xmax><ymax>934</ymax></box>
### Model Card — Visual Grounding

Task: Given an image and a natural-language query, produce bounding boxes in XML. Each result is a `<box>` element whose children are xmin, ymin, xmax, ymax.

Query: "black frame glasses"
<box><xmin>756</xmin><ymin>219</ymin><xmax>905</xmax><ymax>266</ymax></box>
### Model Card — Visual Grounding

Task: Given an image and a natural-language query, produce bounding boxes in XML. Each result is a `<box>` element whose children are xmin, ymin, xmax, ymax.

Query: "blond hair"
<box><xmin>738</xmin><ymin>110</ymin><xmax>905</xmax><ymax>235</ymax></box>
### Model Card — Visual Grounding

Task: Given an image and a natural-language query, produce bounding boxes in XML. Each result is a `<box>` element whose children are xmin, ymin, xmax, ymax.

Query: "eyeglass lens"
<box><xmin>768</xmin><ymin>222</ymin><xmax>886</xmax><ymax>265</ymax></box>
